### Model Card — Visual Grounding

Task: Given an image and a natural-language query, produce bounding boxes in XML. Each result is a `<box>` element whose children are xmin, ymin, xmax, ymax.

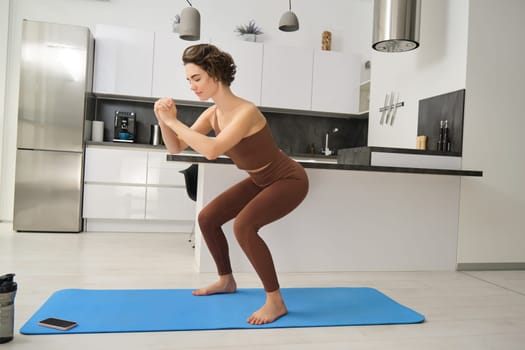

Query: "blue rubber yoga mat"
<box><xmin>20</xmin><ymin>287</ymin><xmax>424</xmax><ymax>334</ymax></box>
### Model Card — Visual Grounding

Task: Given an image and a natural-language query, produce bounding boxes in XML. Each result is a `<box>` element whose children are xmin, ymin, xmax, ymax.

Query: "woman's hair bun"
<box><xmin>182</xmin><ymin>44</ymin><xmax>237</xmax><ymax>86</ymax></box>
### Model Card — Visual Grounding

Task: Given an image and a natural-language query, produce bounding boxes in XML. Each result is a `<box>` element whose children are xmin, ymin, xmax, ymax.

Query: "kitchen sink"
<box><xmin>296</xmin><ymin>158</ymin><xmax>338</xmax><ymax>164</ymax></box>
<box><xmin>292</xmin><ymin>154</ymin><xmax>338</xmax><ymax>164</ymax></box>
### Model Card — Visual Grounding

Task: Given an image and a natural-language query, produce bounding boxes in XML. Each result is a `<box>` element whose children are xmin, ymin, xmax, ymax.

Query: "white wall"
<box><xmin>367</xmin><ymin>0</ymin><xmax>525</xmax><ymax>265</ymax></box>
<box><xmin>0</xmin><ymin>0</ymin><xmax>11</xmax><ymax>209</ymax></box>
<box><xmin>367</xmin><ymin>0</ymin><xmax>469</xmax><ymax>148</ymax></box>
<box><xmin>457</xmin><ymin>0</ymin><xmax>525</xmax><ymax>264</ymax></box>
<box><xmin>0</xmin><ymin>0</ymin><xmax>373</xmax><ymax>222</ymax></box>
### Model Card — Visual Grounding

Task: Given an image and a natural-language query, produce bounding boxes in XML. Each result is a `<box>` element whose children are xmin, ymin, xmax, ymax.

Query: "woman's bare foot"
<box><xmin>247</xmin><ymin>289</ymin><xmax>288</xmax><ymax>325</ymax></box>
<box><xmin>192</xmin><ymin>274</ymin><xmax>237</xmax><ymax>296</ymax></box>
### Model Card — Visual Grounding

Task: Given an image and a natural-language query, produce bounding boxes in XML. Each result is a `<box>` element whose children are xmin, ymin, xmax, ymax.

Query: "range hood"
<box><xmin>372</xmin><ymin>0</ymin><xmax>421</xmax><ymax>52</ymax></box>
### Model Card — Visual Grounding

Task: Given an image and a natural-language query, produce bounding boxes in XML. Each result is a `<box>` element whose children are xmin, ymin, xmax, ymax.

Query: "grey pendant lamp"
<box><xmin>179</xmin><ymin>0</ymin><xmax>201</xmax><ymax>41</ymax></box>
<box><xmin>279</xmin><ymin>0</ymin><xmax>299</xmax><ymax>32</ymax></box>
<box><xmin>372</xmin><ymin>0</ymin><xmax>421</xmax><ymax>52</ymax></box>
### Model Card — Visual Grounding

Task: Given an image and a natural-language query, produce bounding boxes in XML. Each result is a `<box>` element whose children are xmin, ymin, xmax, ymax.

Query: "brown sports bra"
<box><xmin>213</xmin><ymin>111</ymin><xmax>281</xmax><ymax>171</ymax></box>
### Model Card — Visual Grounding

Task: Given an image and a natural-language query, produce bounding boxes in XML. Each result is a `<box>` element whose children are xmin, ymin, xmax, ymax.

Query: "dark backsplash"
<box><xmin>95</xmin><ymin>98</ymin><xmax>368</xmax><ymax>156</ymax></box>
<box><xmin>417</xmin><ymin>89</ymin><xmax>465</xmax><ymax>153</ymax></box>
<box><xmin>265</xmin><ymin>112</ymin><xmax>368</xmax><ymax>155</ymax></box>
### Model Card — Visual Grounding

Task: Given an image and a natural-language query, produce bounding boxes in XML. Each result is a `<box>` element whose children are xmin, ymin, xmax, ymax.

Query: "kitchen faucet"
<box><xmin>323</xmin><ymin>128</ymin><xmax>339</xmax><ymax>156</ymax></box>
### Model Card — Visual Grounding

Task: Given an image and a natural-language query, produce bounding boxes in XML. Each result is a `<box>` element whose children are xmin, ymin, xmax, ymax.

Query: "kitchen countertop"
<box><xmin>184</xmin><ymin>150</ymin><xmax>472</xmax><ymax>273</ymax></box>
<box><xmin>86</xmin><ymin>141</ymin><xmax>482</xmax><ymax>176</ymax></box>
<box><xmin>166</xmin><ymin>153</ymin><xmax>483</xmax><ymax>177</ymax></box>
<box><xmin>344</xmin><ymin>146</ymin><xmax>462</xmax><ymax>157</ymax></box>
<box><xmin>86</xmin><ymin>141</ymin><xmax>168</xmax><ymax>150</ymax></box>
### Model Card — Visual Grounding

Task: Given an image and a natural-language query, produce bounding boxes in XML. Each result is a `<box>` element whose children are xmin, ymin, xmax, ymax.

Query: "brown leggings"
<box><xmin>197</xmin><ymin>153</ymin><xmax>308</xmax><ymax>292</ymax></box>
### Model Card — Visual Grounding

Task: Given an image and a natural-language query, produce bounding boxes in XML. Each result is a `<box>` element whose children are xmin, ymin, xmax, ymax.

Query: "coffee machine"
<box><xmin>113</xmin><ymin>111</ymin><xmax>136</xmax><ymax>143</ymax></box>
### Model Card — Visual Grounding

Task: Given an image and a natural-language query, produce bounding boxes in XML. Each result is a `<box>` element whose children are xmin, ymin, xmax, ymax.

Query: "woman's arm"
<box><xmin>157</xmin><ymin>119</ymin><xmax>186</xmax><ymax>154</ymax></box>
<box><xmin>154</xmin><ymin>98</ymin><xmax>257</xmax><ymax>160</ymax></box>
<box><xmin>153</xmin><ymin>100</ymin><xmax>214</xmax><ymax>154</ymax></box>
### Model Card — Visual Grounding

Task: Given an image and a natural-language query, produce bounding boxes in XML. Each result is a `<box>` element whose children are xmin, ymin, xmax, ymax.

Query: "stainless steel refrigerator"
<box><xmin>13</xmin><ymin>20</ymin><xmax>94</xmax><ymax>232</ymax></box>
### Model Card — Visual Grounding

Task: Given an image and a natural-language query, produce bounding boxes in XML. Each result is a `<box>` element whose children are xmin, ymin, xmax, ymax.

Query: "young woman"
<box><xmin>153</xmin><ymin>44</ymin><xmax>308</xmax><ymax>325</ymax></box>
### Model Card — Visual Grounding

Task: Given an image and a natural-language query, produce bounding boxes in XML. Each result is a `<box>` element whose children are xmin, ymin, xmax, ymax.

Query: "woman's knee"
<box><xmin>198</xmin><ymin>207</ymin><xmax>217</xmax><ymax>233</ymax></box>
<box><xmin>232</xmin><ymin>217</ymin><xmax>256</xmax><ymax>246</ymax></box>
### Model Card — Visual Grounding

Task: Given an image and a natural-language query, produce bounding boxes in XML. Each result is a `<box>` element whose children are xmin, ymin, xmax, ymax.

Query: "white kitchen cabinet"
<box><xmin>146</xmin><ymin>187</ymin><xmax>195</xmax><ymax>220</ymax></box>
<box><xmin>93</xmin><ymin>24</ymin><xmax>154</xmax><ymax>97</ymax></box>
<box><xmin>311</xmin><ymin>50</ymin><xmax>361</xmax><ymax>114</ymax></box>
<box><xmin>84</xmin><ymin>147</ymin><xmax>148</xmax><ymax>184</ymax></box>
<box><xmin>212</xmin><ymin>39</ymin><xmax>263</xmax><ymax>105</ymax></box>
<box><xmin>147</xmin><ymin>151</ymin><xmax>188</xmax><ymax>186</ymax></box>
<box><xmin>152</xmin><ymin>31</ymin><xmax>204</xmax><ymax>101</ymax></box>
<box><xmin>261</xmin><ymin>45</ymin><xmax>313</xmax><ymax>110</ymax></box>
<box><xmin>83</xmin><ymin>147</ymin><xmax>148</xmax><ymax>220</ymax></box>
<box><xmin>83</xmin><ymin>183</ymin><xmax>146</xmax><ymax>219</ymax></box>
<box><xmin>83</xmin><ymin>146</ymin><xmax>196</xmax><ymax>230</ymax></box>
<box><xmin>146</xmin><ymin>151</ymin><xmax>195</xmax><ymax>220</ymax></box>
<box><xmin>359</xmin><ymin>80</ymin><xmax>371</xmax><ymax>114</ymax></box>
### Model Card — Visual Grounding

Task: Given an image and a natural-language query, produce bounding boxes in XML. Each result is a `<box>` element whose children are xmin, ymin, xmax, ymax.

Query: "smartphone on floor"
<box><xmin>38</xmin><ymin>317</ymin><xmax>78</xmax><ymax>331</ymax></box>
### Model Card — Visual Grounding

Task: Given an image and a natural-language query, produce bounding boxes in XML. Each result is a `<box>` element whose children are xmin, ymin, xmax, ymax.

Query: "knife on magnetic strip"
<box><xmin>379</xmin><ymin>93</ymin><xmax>389</xmax><ymax>125</ymax></box>
<box><xmin>385</xmin><ymin>91</ymin><xmax>395</xmax><ymax>125</ymax></box>
<box><xmin>390</xmin><ymin>93</ymin><xmax>400</xmax><ymax>125</ymax></box>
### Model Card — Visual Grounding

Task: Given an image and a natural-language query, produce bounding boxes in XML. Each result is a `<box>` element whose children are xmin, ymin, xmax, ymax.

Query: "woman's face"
<box><xmin>185</xmin><ymin>63</ymin><xmax>219</xmax><ymax>101</ymax></box>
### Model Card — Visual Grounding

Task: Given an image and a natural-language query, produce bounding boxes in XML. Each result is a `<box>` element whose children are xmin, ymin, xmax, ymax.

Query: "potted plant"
<box><xmin>234</xmin><ymin>20</ymin><xmax>263</xmax><ymax>42</ymax></box>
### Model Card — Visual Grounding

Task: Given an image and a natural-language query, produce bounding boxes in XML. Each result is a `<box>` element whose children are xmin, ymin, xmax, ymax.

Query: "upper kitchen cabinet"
<box><xmin>261</xmin><ymin>45</ymin><xmax>313</xmax><ymax>110</ymax></box>
<box><xmin>311</xmin><ymin>50</ymin><xmax>361</xmax><ymax>114</ymax></box>
<box><xmin>359</xmin><ymin>80</ymin><xmax>371</xmax><ymax>114</ymax></box>
<box><xmin>152</xmin><ymin>31</ymin><xmax>205</xmax><ymax>101</ymax></box>
<box><xmin>93</xmin><ymin>25</ymin><xmax>154</xmax><ymax>97</ymax></box>
<box><xmin>212</xmin><ymin>39</ymin><xmax>263</xmax><ymax>105</ymax></box>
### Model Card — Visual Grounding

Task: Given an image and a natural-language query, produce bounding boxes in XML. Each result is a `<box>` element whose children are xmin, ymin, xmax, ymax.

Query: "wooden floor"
<box><xmin>1</xmin><ymin>222</ymin><xmax>524</xmax><ymax>349</ymax></box>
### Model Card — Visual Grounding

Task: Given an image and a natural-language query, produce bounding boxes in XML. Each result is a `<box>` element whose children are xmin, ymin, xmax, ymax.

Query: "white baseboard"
<box><xmin>84</xmin><ymin>219</ymin><xmax>193</xmax><ymax>233</ymax></box>
<box><xmin>457</xmin><ymin>262</ymin><xmax>525</xmax><ymax>271</ymax></box>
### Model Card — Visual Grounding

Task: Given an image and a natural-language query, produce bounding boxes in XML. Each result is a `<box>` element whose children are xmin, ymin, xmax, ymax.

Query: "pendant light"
<box><xmin>179</xmin><ymin>0</ymin><xmax>201</xmax><ymax>41</ymax></box>
<box><xmin>372</xmin><ymin>0</ymin><xmax>421</xmax><ymax>52</ymax></box>
<box><xmin>279</xmin><ymin>0</ymin><xmax>299</xmax><ymax>32</ymax></box>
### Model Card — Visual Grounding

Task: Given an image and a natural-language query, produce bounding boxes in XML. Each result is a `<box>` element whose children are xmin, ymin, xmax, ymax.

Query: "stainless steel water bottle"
<box><xmin>150</xmin><ymin>124</ymin><xmax>163</xmax><ymax>146</ymax></box>
<box><xmin>0</xmin><ymin>273</ymin><xmax>17</xmax><ymax>344</ymax></box>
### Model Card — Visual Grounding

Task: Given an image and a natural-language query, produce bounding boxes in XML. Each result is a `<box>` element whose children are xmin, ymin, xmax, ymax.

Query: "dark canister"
<box><xmin>0</xmin><ymin>273</ymin><xmax>17</xmax><ymax>344</ymax></box>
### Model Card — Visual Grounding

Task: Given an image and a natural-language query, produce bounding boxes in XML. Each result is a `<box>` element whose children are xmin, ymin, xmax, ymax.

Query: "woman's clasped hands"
<box><xmin>153</xmin><ymin>97</ymin><xmax>178</xmax><ymax>125</ymax></box>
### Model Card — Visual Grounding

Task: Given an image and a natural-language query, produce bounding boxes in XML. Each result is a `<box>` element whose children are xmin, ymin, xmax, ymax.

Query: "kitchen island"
<box><xmin>167</xmin><ymin>152</ymin><xmax>482</xmax><ymax>273</ymax></box>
